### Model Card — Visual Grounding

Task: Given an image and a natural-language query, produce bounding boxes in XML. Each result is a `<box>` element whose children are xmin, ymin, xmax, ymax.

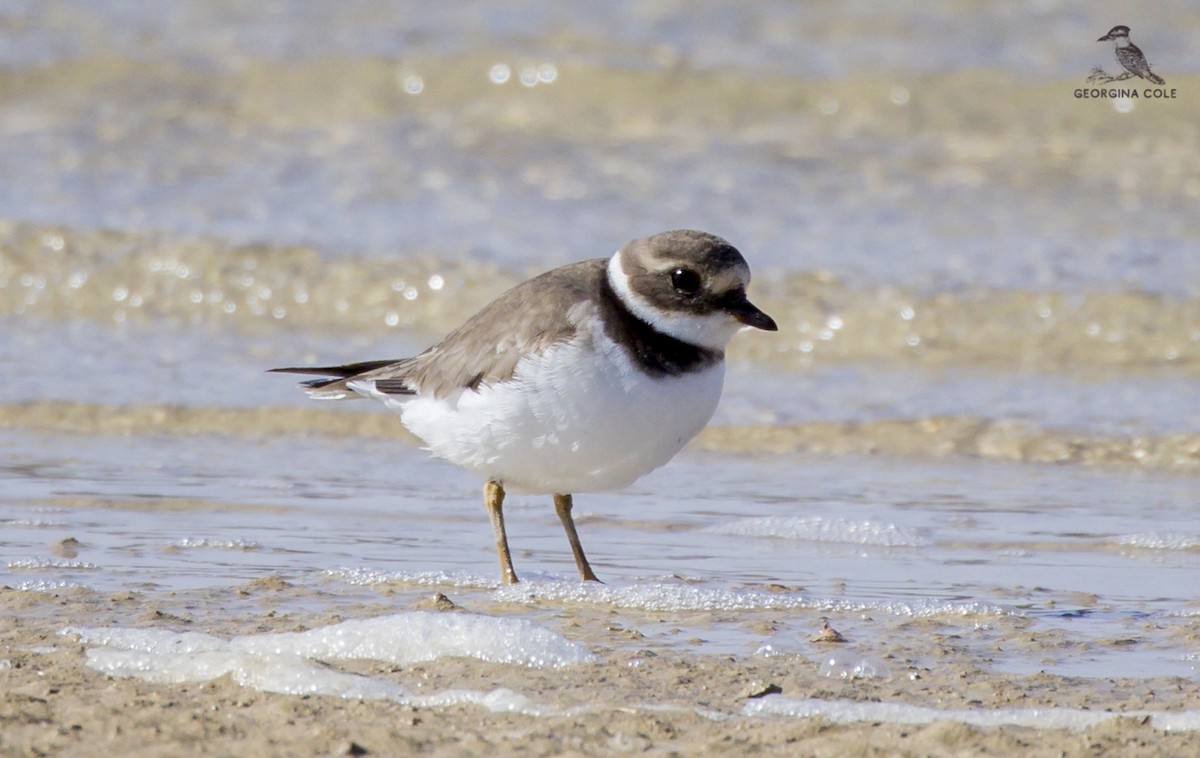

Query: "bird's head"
<box><xmin>1098</xmin><ymin>25</ymin><xmax>1131</xmax><ymax>42</ymax></box>
<box><xmin>608</xmin><ymin>230</ymin><xmax>777</xmax><ymax>351</ymax></box>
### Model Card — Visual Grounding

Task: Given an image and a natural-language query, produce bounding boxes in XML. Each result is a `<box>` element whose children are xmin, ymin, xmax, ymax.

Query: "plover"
<box><xmin>271</xmin><ymin>230</ymin><xmax>777</xmax><ymax>584</ymax></box>
<box><xmin>1098</xmin><ymin>25</ymin><xmax>1165</xmax><ymax>85</ymax></box>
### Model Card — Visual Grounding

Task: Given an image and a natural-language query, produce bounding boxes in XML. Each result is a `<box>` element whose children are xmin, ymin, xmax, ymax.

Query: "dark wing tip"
<box><xmin>267</xmin><ymin>359</ymin><xmax>404</xmax><ymax>378</ymax></box>
<box><xmin>374</xmin><ymin>378</ymin><xmax>417</xmax><ymax>396</ymax></box>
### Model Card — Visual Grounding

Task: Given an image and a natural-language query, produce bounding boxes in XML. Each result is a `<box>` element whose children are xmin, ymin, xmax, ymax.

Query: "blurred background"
<box><xmin>2</xmin><ymin>2</ymin><xmax>1199</xmax><ymax>668</ymax></box>
<box><xmin>3</xmin><ymin>2</ymin><xmax>1200</xmax><ymax>286</ymax></box>
<box><xmin>1</xmin><ymin>1</ymin><xmax>1198</xmax><ymax>412</ymax></box>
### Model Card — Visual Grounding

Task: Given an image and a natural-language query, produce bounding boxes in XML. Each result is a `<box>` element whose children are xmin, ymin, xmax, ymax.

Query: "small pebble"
<box><xmin>740</xmin><ymin>682</ymin><xmax>783</xmax><ymax>699</ymax></box>
<box><xmin>811</xmin><ymin>618</ymin><xmax>848</xmax><ymax>643</ymax></box>
<box><xmin>415</xmin><ymin>592</ymin><xmax>459</xmax><ymax>611</ymax></box>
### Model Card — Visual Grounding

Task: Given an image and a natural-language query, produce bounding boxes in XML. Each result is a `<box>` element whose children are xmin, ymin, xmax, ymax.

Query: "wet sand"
<box><xmin>4</xmin><ymin>3</ymin><xmax>1200</xmax><ymax>755</ymax></box>
<box><xmin>4</xmin><ymin>584</ymin><xmax>1199</xmax><ymax>757</ymax></box>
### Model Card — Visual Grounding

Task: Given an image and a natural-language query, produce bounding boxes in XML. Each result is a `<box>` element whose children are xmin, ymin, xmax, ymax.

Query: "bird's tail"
<box><xmin>269</xmin><ymin>358</ymin><xmax>402</xmax><ymax>400</ymax></box>
<box><xmin>1147</xmin><ymin>71</ymin><xmax>1165</xmax><ymax>85</ymax></box>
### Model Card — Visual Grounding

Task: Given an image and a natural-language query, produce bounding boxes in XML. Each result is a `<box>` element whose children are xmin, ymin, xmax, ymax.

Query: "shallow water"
<box><xmin>2</xmin><ymin>0</ymin><xmax>1199</xmax><ymax>725</ymax></box>
<box><xmin>4</xmin><ymin>427</ymin><xmax>1199</xmax><ymax>680</ymax></box>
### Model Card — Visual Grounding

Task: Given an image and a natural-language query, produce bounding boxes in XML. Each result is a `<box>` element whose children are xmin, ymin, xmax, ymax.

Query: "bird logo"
<box><xmin>1089</xmin><ymin>25</ymin><xmax>1165</xmax><ymax>85</ymax></box>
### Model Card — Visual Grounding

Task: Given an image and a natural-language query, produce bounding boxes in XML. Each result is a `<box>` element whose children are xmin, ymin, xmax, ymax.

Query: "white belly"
<box><xmin>353</xmin><ymin>334</ymin><xmax>724</xmax><ymax>494</ymax></box>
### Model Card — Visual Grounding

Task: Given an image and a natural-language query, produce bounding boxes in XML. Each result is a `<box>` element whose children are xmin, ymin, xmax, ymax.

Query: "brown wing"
<box><xmin>271</xmin><ymin>258</ymin><xmax>607</xmax><ymax>400</ymax></box>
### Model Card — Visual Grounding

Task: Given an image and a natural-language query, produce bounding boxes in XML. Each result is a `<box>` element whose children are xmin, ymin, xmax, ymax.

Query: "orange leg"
<box><xmin>554</xmin><ymin>493</ymin><xmax>601</xmax><ymax>582</ymax></box>
<box><xmin>485</xmin><ymin>481</ymin><xmax>519</xmax><ymax>585</ymax></box>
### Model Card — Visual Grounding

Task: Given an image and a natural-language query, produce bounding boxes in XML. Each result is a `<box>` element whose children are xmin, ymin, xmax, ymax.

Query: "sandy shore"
<box><xmin>3</xmin><ymin>583</ymin><xmax>1198</xmax><ymax>757</ymax></box>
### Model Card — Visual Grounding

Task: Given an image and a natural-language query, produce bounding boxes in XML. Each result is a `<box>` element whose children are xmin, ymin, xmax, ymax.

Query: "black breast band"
<box><xmin>596</xmin><ymin>273</ymin><xmax>722</xmax><ymax>377</ymax></box>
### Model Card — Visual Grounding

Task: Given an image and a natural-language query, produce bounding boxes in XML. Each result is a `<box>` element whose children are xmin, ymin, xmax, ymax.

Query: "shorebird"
<box><xmin>272</xmin><ymin>230</ymin><xmax>777</xmax><ymax>584</ymax></box>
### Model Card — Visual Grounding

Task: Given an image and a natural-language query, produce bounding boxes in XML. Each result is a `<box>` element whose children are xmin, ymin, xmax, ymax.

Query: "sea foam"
<box><xmin>744</xmin><ymin>697</ymin><xmax>1200</xmax><ymax>732</ymax></box>
<box><xmin>67</xmin><ymin>611</ymin><xmax>595</xmax><ymax>714</ymax></box>
<box><xmin>492</xmin><ymin>579</ymin><xmax>1004</xmax><ymax>617</ymax></box>
<box><xmin>1110</xmin><ymin>533</ymin><xmax>1200</xmax><ymax>551</ymax></box>
<box><xmin>707</xmin><ymin>516</ymin><xmax>930</xmax><ymax>547</ymax></box>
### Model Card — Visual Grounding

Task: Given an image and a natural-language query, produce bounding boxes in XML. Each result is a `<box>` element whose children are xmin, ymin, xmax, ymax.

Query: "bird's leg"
<box><xmin>485</xmin><ymin>480</ymin><xmax>519</xmax><ymax>585</ymax></box>
<box><xmin>554</xmin><ymin>493</ymin><xmax>601</xmax><ymax>583</ymax></box>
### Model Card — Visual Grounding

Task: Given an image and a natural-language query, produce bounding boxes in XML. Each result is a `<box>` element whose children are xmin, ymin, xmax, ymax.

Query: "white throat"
<box><xmin>606</xmin><ymin>253</ymin><xmax>743</xmax><ymax>352</ymax></box>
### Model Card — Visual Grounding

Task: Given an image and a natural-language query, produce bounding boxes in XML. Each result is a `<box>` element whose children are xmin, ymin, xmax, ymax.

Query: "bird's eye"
<box><xmin>670</xmin><ymin>268</ymin><xmax>701</xmax><ymax>295</ymax></box>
